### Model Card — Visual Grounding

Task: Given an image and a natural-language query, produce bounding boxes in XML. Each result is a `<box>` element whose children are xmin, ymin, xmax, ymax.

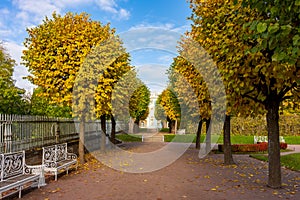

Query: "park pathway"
<box><xmin>21</xmin><ymin>142</ymin><xmax>300</xmax><ymax>200</ymax></box>
<box><xmin>281</xmin><ymin>144</ymin><xmax>300</xmax><ymax>155</ymax></box>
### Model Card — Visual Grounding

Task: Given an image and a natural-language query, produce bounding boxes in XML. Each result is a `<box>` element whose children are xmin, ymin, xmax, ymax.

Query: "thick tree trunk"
<box><xmin>110</xmin><ymin>114</ymin><xmax>116</xmax><ymax>144</ymax></box>
<box><xmin>223</xmin><ymin>115</ymin><xmax>235</xmax><ymax>165</ymax></box>
<box><xmin>205</xmin><ymin>118</ymin><xmax>211</xmax><ymax>154</ymax></box>
<box><xmin>196</xmin><ymin>119</ymin><xmax>203</xmax><ymax>149</ymax></box>
<box><xmin>79</xmin><ymin>120</ymin><xmax>85</xmax><ymax>164</ymax></box>
<box><xmin>266</xmin><ymin>100</ymin><xmax>281</xmax><ymax>188</ymax></box>
<box><xmin>100</xmin><ymin>115</ymin><xmax>106</xmax><ymax>151</ymax></box>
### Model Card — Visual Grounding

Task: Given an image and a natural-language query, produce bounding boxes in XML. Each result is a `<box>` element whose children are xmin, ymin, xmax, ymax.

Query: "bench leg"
<box><xmin>18</xmin><ymin>186</ymin><xmax>22</xmax><ymax>198</ymax></box>
<box><xmin>55</xmin><ymin>172</ymin><xmax>58</xmax><ymax>181</ymax></box>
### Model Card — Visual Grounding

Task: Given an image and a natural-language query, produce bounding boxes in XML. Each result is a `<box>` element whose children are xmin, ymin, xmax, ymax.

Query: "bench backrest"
<box><xmin>56</xmin><ymin>143</ymin><xmax>67</xmax><ymax>162</ymax></box>
<box><xmin>0</xmin><ymin>151</ymin><xmax>25</xmax><ymax>181</ymax></box>
<box><xmin>42</xmin><ymin>143</ymin><xmax>68</xmax><ymax>167</ymax></box>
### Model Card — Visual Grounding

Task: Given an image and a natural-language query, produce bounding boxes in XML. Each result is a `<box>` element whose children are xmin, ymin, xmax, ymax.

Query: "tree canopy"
<box><xmin>22</xmin><ymin>12</ymin><xmax>114</xmax><ymax>107</ymax></box>
<box><xmin>188</xmin><ymin>0</ymin><xmax>300</xmax><ymax>188</ymax></box>
<box><xmin>0</xmin><ymin>44</ymin><xmax>27</xmax><ymax>114</ymax></box>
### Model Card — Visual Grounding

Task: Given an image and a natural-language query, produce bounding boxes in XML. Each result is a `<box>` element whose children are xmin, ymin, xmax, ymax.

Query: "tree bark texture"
<box><xmin>100</xmin><ymin>115</ymin><xmax>106</xmax><ymax>151</ymax></box>
<box><xmin>205</xmin><ymin>118</ymin><xmax>211</xmax><ymax>154</ymax></box>
<box><xmin>196</xmin><ymin>119</ymin><xmax>203</xmax><ymax>149</ymax></box>
<box><xmin>223</xmin><ymin>115</ymin><xmax>235</xmax><ymax>165</ymax></box>
<box><xmin>266</xmin><ymin>100</ymin><xmax>281</xmax><ymax>188</ymax></box>
<box><xmin>110</xmin><ymin>114</ymin><xmax>116</xmax><ymax>144</ymax></box>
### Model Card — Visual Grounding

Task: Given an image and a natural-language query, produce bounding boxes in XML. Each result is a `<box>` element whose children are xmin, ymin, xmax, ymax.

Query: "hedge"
<box><xmin>218</xmin><ymin>142</ymin><xmax>288</xmax><ymax>152</ymax></box>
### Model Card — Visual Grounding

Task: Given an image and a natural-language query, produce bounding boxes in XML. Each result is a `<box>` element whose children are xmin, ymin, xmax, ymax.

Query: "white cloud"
<box><xmin>95</xmin><ymin>0</ymin><xmax>130</xmax><ymax>20</ymax></box>
<box><xmin>12</xmin><ymin>0</ymin><xmax>61</xmax><ymax>24</ymax></box>
<box><xmin>135</xmin><ymin>63</ymin><xmax>169</xmax><ymax>93</ymax></box>
<box><xmin>121</xmin><ymin>27</ymin><xmax>181</xmax><ymax>54</ymax></box>
<box><xmin>119</xmin><ymin>8</ymin><xmax>130</xmax><ymax>20</ymax></box>
<box><xmin>96</xmin><ymin>0</ymin><xmax>118</xmax><ymax>13</ymax></box>
<box><xmin>129</xmin><ymin>23</ymin><xmax>175</xmax><ymax>31</ymax></box>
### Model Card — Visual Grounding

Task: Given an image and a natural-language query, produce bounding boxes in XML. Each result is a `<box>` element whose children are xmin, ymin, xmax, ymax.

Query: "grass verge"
<box><xmin>116</xmin><ymin>134</ymin><xmax>142</xmax><ymax>142</ymax></box>
<box><xmin>250</xmin><ymin>153</ymin><xmax>300</xmax><ymax>171</ymax></box>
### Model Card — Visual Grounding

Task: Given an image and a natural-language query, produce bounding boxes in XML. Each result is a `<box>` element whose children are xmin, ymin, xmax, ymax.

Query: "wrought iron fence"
<box><xmin>0</xmin><ymin>114</ymin><xmax>126</xmax><ymax>153</ymax></box>
<box><xmin>0</xmin><ymin>114</ymin><xmax>81</xmax><ymax>153</ymax></box>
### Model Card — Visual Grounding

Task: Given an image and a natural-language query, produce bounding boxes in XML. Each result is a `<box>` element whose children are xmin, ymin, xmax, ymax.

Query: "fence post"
<box><xmin>55</xmin><ymin>122</ymin><xmax>60</xmax><ymax>144</ymax></box>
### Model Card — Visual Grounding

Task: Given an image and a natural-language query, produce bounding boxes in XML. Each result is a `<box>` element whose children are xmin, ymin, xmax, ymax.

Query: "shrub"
<box><xmin>280</xmin><ymin>142</ymin><xmax>288</xmax><ymax>150</ymax></box>
<box><xmin>218</xmin><ymin>142</ymin><xmax>287</xmax><ymax>152</ymax></box>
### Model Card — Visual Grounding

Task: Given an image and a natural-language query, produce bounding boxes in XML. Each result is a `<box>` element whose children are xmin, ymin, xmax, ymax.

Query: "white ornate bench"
<box><xmin>42</xmin><ymin>143</ymin><xmax>78</xmax><ymax>181</ymax></box>
<box><xmin>254</xmin><ymin>136</ymin><xmax>285</xmax><ymax>144</ymax></box>
<box><xmin>0</xmin><ymin>151</ymin><xmax>44</xmax><ymax>199</ymax></box>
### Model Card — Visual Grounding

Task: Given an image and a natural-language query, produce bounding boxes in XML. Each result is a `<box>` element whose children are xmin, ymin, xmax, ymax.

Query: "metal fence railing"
<box><xmin>0</xmin><ymin>114</ymin><xmax>126</xmax><ymax>153</ymax></box>
<box><xmin>0</xmin><ymin>114</ymin><xmax>81</xmax><ymax>153</ymax></box>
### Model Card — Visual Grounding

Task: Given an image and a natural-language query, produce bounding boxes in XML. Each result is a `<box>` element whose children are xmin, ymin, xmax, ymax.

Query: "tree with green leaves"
<box><xmin>154</xmin><ymin>95</ymin><xmax>168</xmax><ymax>128</ymax></box>
<box><xmin>29</xmin><ymin>87</ymin><xmax>72</xmax><ymax>117</ymax></box>
<box><xmin>240</xmin><ymin>0</ymin><xmax>300</xmax><ymax>188</ymax></box>
<box><xmin>189</xmin><ymin>0</ymin><xmax>300</xmax><ymax>188</ymax></box>
<box><xmin>0</xmin><ymin>44</ymin><xmax>27</xmax><ymax>114</ymax></box>
<box><xmin>111</xmin><ymin>70</ymin><xmax>150</xmax><ymax>134</ymax></box>
<box><xmin>129</xmin><ymin>85</ymin><xmax>150</xmax><ymax>133</ymax></box>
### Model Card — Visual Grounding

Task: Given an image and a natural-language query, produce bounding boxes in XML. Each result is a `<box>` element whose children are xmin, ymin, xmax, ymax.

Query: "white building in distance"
<box><xmin>140</xmin><ymin>92</ymin><xmax>161</xmax><ymax>129</ymax></box>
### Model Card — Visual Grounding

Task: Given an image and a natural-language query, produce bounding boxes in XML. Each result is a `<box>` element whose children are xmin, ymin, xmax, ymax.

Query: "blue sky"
<box><xmin>0</xmin><ymin>0</ymin><xmax>192</xmax><ymax>93</ymax></box>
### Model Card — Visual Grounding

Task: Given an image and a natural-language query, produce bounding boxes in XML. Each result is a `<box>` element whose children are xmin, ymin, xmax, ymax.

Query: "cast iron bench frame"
<box><xmin>0</xmin><ymin>151</ymin><xmax>44</xmax><ymax>199</ymax></box>
<box><xmin>42</xmin><ymin>143</ymin><xmax>78</xmax><ymax>181</ymax></box>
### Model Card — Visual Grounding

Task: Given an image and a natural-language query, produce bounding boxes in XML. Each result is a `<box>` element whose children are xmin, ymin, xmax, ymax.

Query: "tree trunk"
<box><xmin>110</xmin><ymin>114</ymin><xmax>116</xmax><ymax>144</ymax></box>
<box><xmin>79</xmin><ymin>120</ymin><xmax>85</xmax><ymax>164</ymax></box>
<box><xmin>266</xmin><ymin>100</ymin><xmax>281</xmax><ymax>188</ymax></box>
<box><xmin>134</xmin><ymin>119</ymin><xmax>139</xmax><ymax>133</ymax></box>
<box><xmin>223</xmin><ymin>115</ymin><xmax>235</xmax><ymax>165</ymax></box>
<box><xmin>205</xmin><ymin>118</ymin><xmax>211</xmax><ymax>154</ymax></box>
<box><xmin>162</xmin><ymin>121</ymin><xmax>168</xmax><ymax>128</ymax></box>
<box><xmin>170</xmin><ymin>121</ymin><xmax>176</xmax><ymax>133</ymax></box>
<box><xmin>100</xmin><ymin>115</ymin><xmax>106</xmax><ymax>151</ymax></box>
<box><xmin>196</xmin><ymin>119</ymin><xmax>203</xmax><ymax>149</ymax></box>
<box><xmin>128</xmin><ymin>118</ymin><xmax>134</xmax><ymax>134</ymax></box>
<box><xmin>167</xmin><ymin>117</ymin><xmax>172</xmax><ymax>133</ymax></box>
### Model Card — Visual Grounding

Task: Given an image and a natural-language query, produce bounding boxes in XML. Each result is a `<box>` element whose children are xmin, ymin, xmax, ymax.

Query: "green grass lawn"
<box><xmin>164</xmin><ymin>134</ymin><xmax>300</xmax><ymax>144</ymax></box>
<box><xmin>116</xmin><ymin>133</ymin><xmax>300</xmax><ymax>145</ymax></box>
<box><xmin>116</xmin><ymin>134</ymin><xmax>142</xmax><ymax>142</ymax></box>
<box><xmin>250</xmin><ymin>153</ymin><xmax>300</xmax><ymax>171</ymax></box>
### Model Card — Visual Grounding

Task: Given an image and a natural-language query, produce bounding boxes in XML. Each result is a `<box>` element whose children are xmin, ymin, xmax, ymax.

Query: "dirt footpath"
<box><xmin>21</xmin><ymin>142</ymin><xmax>299</xmax><ymax>200</ymax></box>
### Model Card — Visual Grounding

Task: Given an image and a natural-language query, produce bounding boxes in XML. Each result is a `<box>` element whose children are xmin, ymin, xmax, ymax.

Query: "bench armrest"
<box><xmin>24</xmin><ymin>164</ymin><xmax>44</xmax><ymax>174</ymax></box>
<box><xmin>67</xmin><ymin>153</ymin><xmax>77</xmax><ymax>160</ymax></box>
<box><xmin>25</xmin><ymin>164</ymin><xmax>46</xmax><ymax>187</ymax></box>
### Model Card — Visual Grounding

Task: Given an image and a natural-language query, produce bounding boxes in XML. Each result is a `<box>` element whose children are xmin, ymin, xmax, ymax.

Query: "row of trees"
<box><xmin>155</xmin><ymin>0</ymin><xmax>300</xmax><ymax>188</ymax></box>
<box><xmin>1</xmin><ymin>12</ymin><xmax>151</xmax><ymax>163</ymax></box>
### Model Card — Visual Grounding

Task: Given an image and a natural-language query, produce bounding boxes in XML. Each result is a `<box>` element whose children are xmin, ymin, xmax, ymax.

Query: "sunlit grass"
<box><xmin>250</xmin><ymin>153</ymin><xmax>300</xmax><ymax>171</ymax></box>
<box><xmin>116</xmin><ymin>134</ymin><xmax>142</xmax><ymax>142</ymax></box>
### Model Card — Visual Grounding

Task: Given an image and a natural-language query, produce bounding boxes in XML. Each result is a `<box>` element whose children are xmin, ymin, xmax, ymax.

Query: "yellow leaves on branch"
<box><xmin>22</xmin><ymin>12</ymin><xmax>115</xmax><ymax>108</ymax></box>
